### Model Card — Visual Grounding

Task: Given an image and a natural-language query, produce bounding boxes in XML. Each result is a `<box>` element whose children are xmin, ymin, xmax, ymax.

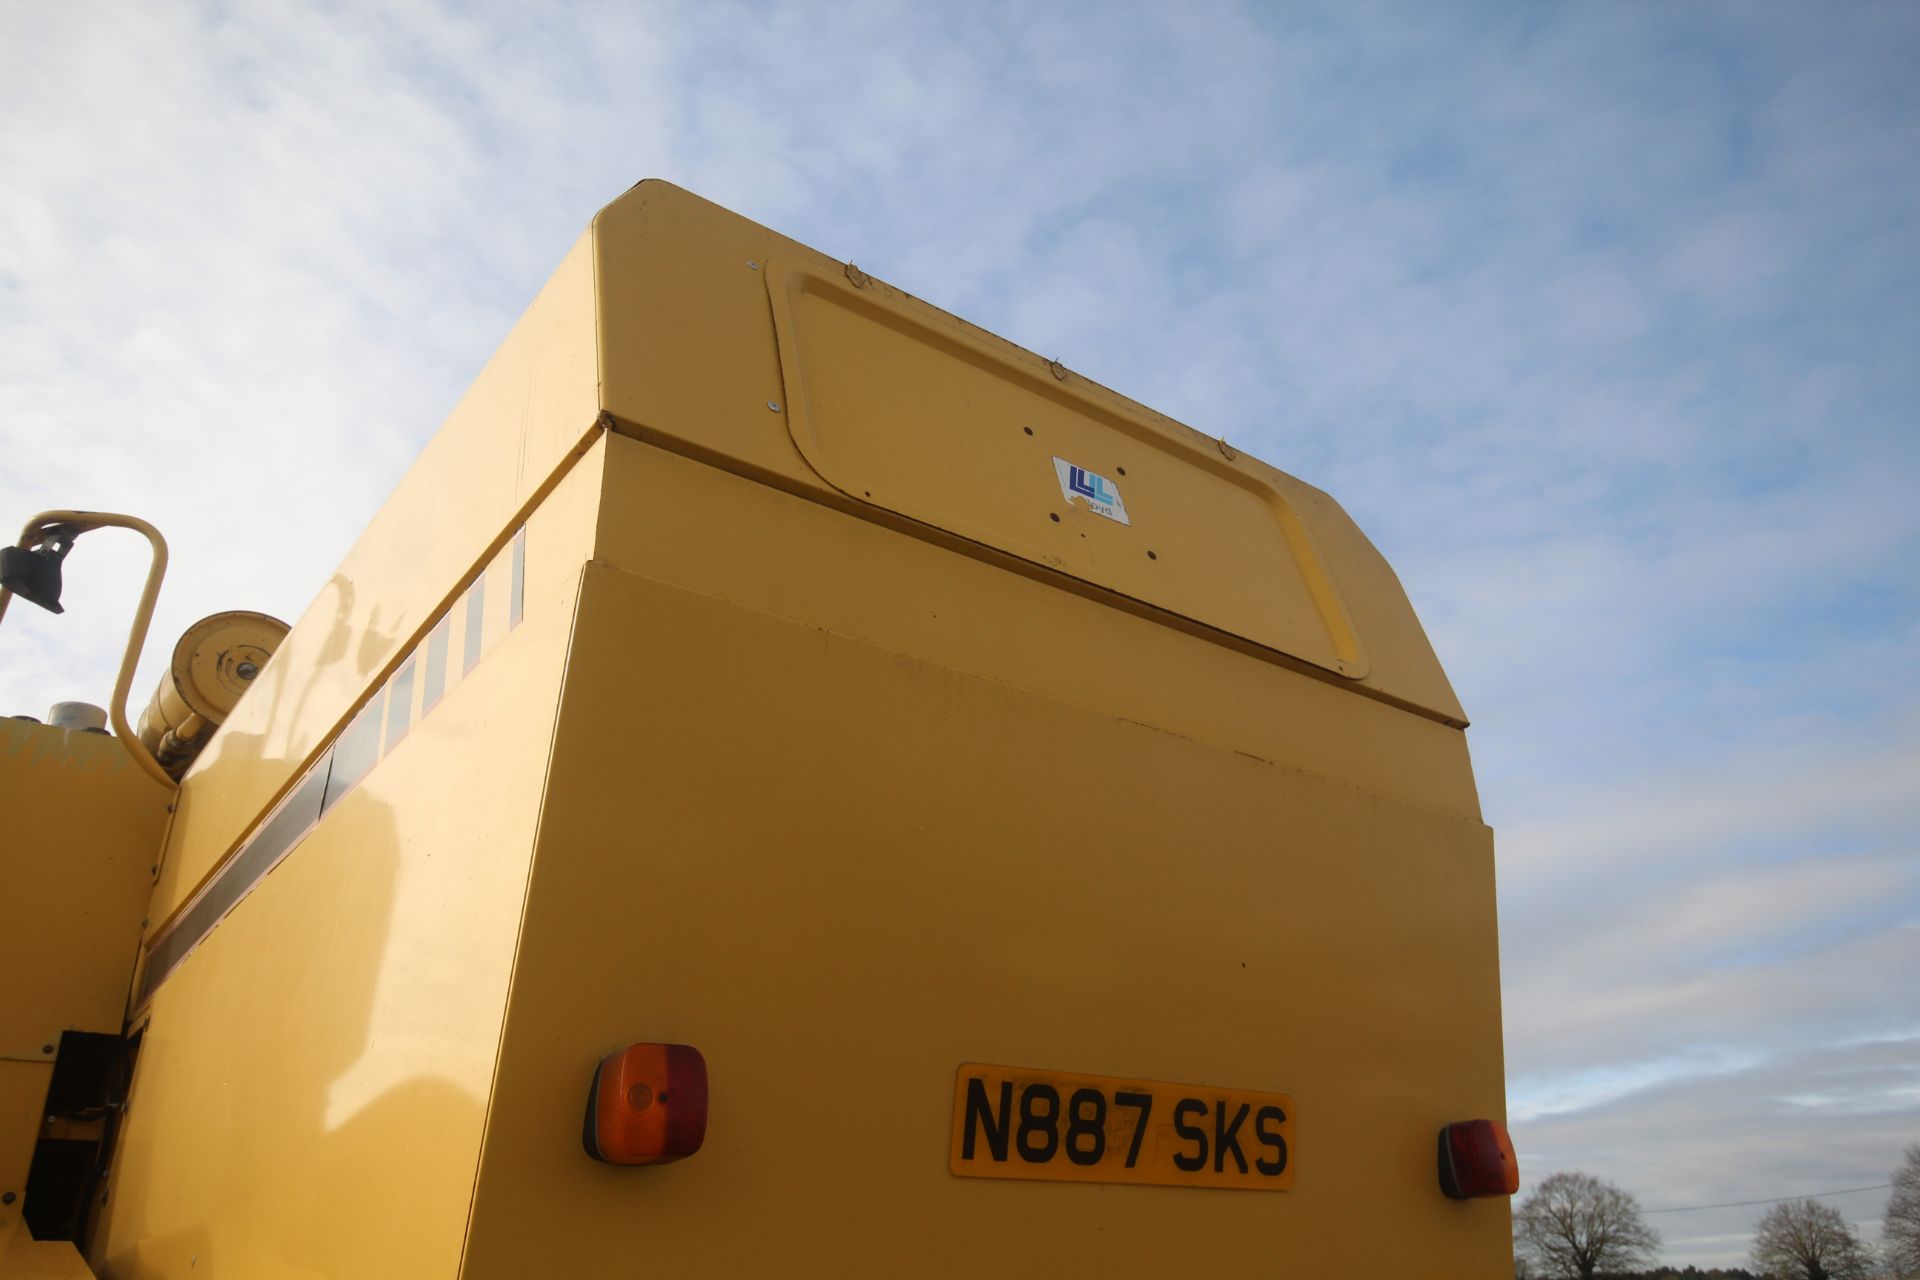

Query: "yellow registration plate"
<box><xmin>948</xmin><ymin>1062</ymin><xmax>1295</xmax><ymax>1191</ymax></box>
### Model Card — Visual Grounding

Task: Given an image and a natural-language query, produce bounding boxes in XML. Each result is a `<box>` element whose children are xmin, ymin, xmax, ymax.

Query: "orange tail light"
<box><xmin>1437</xmin><ymin>1119</ymin><xmax>1519</xmax><ymax>1199</ymax></box>
<box><xmin>583</xmin><ymin>1043</ymin><xmax>708</xmax><ymax>1165</ymax></box>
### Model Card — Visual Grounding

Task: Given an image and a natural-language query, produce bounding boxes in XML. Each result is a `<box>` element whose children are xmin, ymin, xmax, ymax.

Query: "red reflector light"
<box><xmin>1438</xmin><ymin>1119</ymin><xmax>1519</xmax><ymax>1199</ymax></box>
<box><xmin>583</xmin><ymin>1043</ymin><xmax>708</xmax><ymax>1165</ymax></box>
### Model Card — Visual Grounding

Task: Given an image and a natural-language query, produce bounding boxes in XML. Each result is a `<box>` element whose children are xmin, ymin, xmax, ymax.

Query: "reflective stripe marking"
<box><xmin>421</xmin><ymin>616</ymin><xmax>450</xmax><ymax>715</ymax></box>
<box><xmin>384</xmin><ymin>656</ymin><xmax>416</xmax><ymax>752</ymax></box>
<box><xmin>463</xmin><ymin>576</ymin><xmax>486</xmax><ymax>675</ymax></box>
<box><xmin>510</xmin><ymin>527</ymin><xmax>526</xmax><ymax>629</ymax></box>
<box><xmin>323</xmin><ymin>698</ymin><xmax>382</xmax><ymax>817</ymax></box>
<box><xmin>139</xmin><ymin>523</ymin><xmax>529</xmax><ymax>1006</ymax></box>
<box><xmin>140</xmin><ymin>758</ymin><xmax>329</xmax><ymax>1002</ymax></box>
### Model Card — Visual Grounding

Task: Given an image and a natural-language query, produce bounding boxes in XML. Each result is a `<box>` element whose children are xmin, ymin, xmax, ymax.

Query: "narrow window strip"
<box><xmin>509</xmin><ymin>526</ymin><xmax>526</xmax><ymax>630</ymax></box>
<box><xmin>463</xmin><ymin>576</ymin><xmax>486</xmax><ymax>675</ymax></box>
<box><xmin>139</xmin><ymin>754</ymin><xmax>331</xmax><ymax>1004</ymax></box>
<box><xmin>421</xmin><ymin>616</ymin><xmax>450</xmax><ymax>715</ymax></box>
<box><xmin>323</xmin><ymin>696</ymin><xmax>383</xmax><ymax>815</ymax></box>
<box><xmin>385</xmin><ymin>657</ymin><xmax>416</xmax><ymax>752</ymax></box>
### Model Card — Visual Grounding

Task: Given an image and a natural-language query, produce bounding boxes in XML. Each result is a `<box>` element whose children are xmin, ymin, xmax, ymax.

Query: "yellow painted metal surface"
<box><xmin>0</xmin><ymin>1062</ymin><xmax>53</xmax><ymax>1258</ymax></box>
<box><xmin>132</xmin><ymin>519</ymin><xmax>531</xmax><ymax>1009</ymax></box>
<box><xmin>766</xmin><ymin>257</ymin><xmax>1368</xmax><ymax>679</ymax></box>
<box><xmin>2</xmin><ymin>1231</ymin><xmax>97</xmax><ymax>1279</ymax></box>
<box><xmin>587</xmin><ymin>432</ymin><xmax>1479</xmax><ymax>820</ymax></box>
<box><xmin>592</xmin><ymin>181</ymin><xmax>1465</xmax><ymax>726</ymax></box>
<box><xmin>0</xmin><ymin>580</ymin><xmax>166</xmax><ymax>1280</ymax></box>
<box><xmin>92</xmin><ymin>448</ymin><xmax>605</xmax><ymax>1279</ymax></box>
<box><xmin>146</xmin><ymin>230</ymin><xmax>600</xmax><ymax>932</ymax></box>
<box><xmin>0</xmin><ymin>719</ymin><xmax>167</xmax><ymax>1061</ymax></box>
<box><xmin>0</xmin><ymin>716</ymin><xmax>166</xmax><ymax>1263</ymax></box>
<box><xmin>460</xmin><ymin>555</ymin><xmax>1506</xmax><ymax>1275</ymax></box>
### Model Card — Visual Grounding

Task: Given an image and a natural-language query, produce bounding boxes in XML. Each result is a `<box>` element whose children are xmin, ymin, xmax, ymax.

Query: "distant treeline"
<box><xmin>1593</xmin><ymin>1270</ymin><xmax>1758</xmax><ymax>1279</ymax></box>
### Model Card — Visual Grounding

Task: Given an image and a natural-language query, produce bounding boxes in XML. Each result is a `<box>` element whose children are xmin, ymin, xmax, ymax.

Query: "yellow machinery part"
<box><xmin>1</xmin><ymin>1232</ymin><xmax>96</xmax><ymax>1278</ymax></box>
<box><xmin>73</xmin><ymin>183</ymin><xmax>1508</xmax><ymax>1275</ymax></box>
<box><xmin>0</xmin><ymin>718</ymin><xmax>167</xmax><ymax>1278</ymax></box>
<box><xmin>0</xmin><ymin>1062</ymin><xmax>49</xmax><ymax>1259</ymax></box>
<box><xmin>135</xmin><ymin>611</ymin><xmax>289</xmax><ymax>777</ymax></box>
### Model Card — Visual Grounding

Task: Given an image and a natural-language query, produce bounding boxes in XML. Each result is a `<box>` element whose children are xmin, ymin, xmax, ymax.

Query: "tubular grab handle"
<box><xmin>0</xmin><ymin>509</ymin><xmax>176</xmax><ymax>789</ymax></box>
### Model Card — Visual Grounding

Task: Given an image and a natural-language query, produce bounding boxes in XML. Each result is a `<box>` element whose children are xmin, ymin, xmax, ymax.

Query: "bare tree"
<box><xmin>1514</xmin><ymin>1171</ymin><xmax>1662</xmax><ymax>1279</ymax></box>
<box><xmin>1749</xmin><ymin>1199</ymin><xmax>1874</xmax><ymax>1280</ymax></box>
<box><xmin>1888</xmin><ymin>1145</ymin><xmax>1920</xmax><ymax>1280</ymax></box>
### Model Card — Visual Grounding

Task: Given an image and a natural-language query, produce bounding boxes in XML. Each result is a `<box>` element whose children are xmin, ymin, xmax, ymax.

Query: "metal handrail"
<box><xmin>0</xmin><ymin>510</ymin><xmax>176</xmax><ymax>789</ymax></box>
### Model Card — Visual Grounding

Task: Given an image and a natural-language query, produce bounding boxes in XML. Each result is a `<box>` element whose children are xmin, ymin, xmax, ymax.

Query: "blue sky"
<box><xmin>3</xmin><ymin>2</ymin><xmax>1916</xmax><ymax>1267</ymax></box>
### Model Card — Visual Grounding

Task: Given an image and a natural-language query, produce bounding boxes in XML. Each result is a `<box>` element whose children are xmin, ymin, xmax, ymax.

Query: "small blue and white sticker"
<box><xmin>1052</xmin><ymin>457</ymin><xmax>1131</xmax><ymax>526</ymax></box>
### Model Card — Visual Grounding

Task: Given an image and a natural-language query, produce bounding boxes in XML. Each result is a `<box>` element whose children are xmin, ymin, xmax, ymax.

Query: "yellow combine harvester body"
<box><xmin>0</xmin><ymin>182</ymin><xmax>1511</xmax><ymax>1276</ymax></box>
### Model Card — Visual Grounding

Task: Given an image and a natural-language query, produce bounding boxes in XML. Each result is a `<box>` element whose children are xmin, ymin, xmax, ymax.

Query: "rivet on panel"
<box><xmin>767</xmin><ymin>401</ymin><xmax>782</xmax><ymax>412</ymax></box>
<box><xmin>747</xmin><ymin>260</ymin><xmax>760</xmax><ymax>270</ymax></box>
